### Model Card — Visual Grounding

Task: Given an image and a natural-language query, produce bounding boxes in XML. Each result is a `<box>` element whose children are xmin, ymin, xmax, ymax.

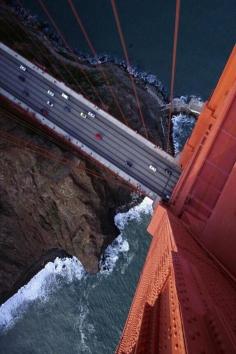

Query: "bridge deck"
<box><xmin>0</xmin><ymin>42</ymin><xmax>181</xmax><ymax>200</ymax></box>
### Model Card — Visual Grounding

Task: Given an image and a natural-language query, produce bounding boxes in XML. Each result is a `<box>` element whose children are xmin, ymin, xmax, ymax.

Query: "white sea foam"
<box><xmin>172</xmin><ymin>113</ymin><xmax>196</xmax><ymax>155</ymax></box>
<box><xmin>0</xmin><ymin>257</ymin><xmax>85</xmax><ymax>332</ymax></box>
<box><xmin>115</xmin><ymin>197</ymin><xmax>153</xmax><ymax>230</ymax></box>
<box><xmin>0</xmin><ymin>198</ymin><xmax>153</xmax><ymax>331</ymax></box>
<box><xmin>100</xmin><ymin>197</ymin><xmax>153</xmax><ymax>273</ymax></box>
<box><xmin>74</xmin><ymin>304</ymin><xmax>93</xmax><ymax>354</ymax></box>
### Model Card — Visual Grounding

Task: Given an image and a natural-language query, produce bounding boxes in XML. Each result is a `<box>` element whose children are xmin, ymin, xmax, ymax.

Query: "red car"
<box><xmin>40</xmin><ymin>108</ymin><xmax>49</xmax><ymax>117</ymax></box>
<box><xmin>95</xmin><ymin>133</ymin><xmax>102</xmax><ymax>141</ymax></box>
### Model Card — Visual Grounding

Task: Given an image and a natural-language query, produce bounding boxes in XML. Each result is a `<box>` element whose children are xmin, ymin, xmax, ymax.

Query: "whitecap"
<box><xmin>100</xmin><ymin>197</ymin><xmax>153</xmax><ymax>274</ymax></box>
<box><xmin>172</xmin><ymin>113</ymin><xmax>196</xmax><ymax>155</ymax></box>
<box><xmin>115</xmin><ymin>197</ymin><xmax>153</xmax><ymax>230</ymax></box>
<box><xmin>0</xmin><ymin>257</ymin><xmax>85</xmax><ymax>332</ymax></box>
<box><xmin>0</xmin><ymin>198</ymin><xmax>153</xmax><ymax>330</ymax></box>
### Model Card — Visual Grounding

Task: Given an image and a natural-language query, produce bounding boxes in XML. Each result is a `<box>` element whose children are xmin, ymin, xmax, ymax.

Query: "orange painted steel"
<box><xmin>180</xmin><ymin>45</ymin><xmax>236</xmax><ymax>168</ymax></box>
<box><xmin>117</xmin><ymin>205</ymin><xmax>236</xmax><ymax>353</ymax></box>
<box><xmin>116</xmin><ymin>206</ymin><xmax>186</xmax><ymax>354</ymax></box>
<box><xmin>171</xmin><ymin>45</ymin><xmax>236</xmax><ymax>277</ymax></box>
<box><xmin>117</xmin><ymin>46</ymin><xmax>236</xmax><ymax>353</ymax></box>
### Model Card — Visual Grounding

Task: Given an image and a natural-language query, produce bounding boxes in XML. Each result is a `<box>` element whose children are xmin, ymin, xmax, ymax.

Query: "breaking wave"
<box><xmin>172</xmin><ymin>113</ymin><xmax>196</xmax><ymax>155</ymax></box>
<box><xmin>0</xmin><ymin>197</ymin><xmax>153</xmax><ymax>332</ymax></box>
<box><xmin>0</xmin><ymin>257</ymin><xmax>85</xmax><ymax>332</ymax></box>
<box><xmin>83</xmin><ymin>53</ymin><xmax>167</xmax><ymax>94</ymax></box>
<box><xmin>100</xmin><ymin>197</ymin><xmax>153</xmax><ymax>273</ymax></box>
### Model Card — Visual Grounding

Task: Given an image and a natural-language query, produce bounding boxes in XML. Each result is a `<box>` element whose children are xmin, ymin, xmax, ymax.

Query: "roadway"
<box><xmin>0</xmin><ymin>42</ymin><xmax>181</xmax><ymax>199</ymax></box>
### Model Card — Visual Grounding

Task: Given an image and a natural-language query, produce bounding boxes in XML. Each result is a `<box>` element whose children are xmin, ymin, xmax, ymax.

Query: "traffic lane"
<box><xmin>0</xmin><ymin>83</ymin><xmax>175</xmax><ymax>196</ymax></box>
<box><xmin>0</xmin><ymin>55</ymin><xmax>179</xmax><ymax>191</ymax></box>
<box><xmin>0</xmin><ymin>79</ymin><xmax>178</xmax><ymax>196</ymax></box>
<box><xmin>51</xmin><ymin>109</ymin><xmax>178</xmax><ymax>191</ymax></box>
<box><xmin>0</xmin><ymin>51</ymin><xmax>180</xmax><ymax>178</ymax></box>
<box><xmin>0</xmin><ymin>65</ymin><xmax>179</xmax><ymax>190</ymax></box>
<box><xmin>52</xmin><ymin>119</ymin><xmax>177</xmax><ymax>193</ymax></box>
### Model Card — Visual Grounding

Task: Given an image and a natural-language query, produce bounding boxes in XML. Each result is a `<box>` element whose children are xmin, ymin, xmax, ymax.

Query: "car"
<box><xmin>47</xmin><ymin>90</ymin><xmax>54</xmax><ymax>97</ymax></box>
<box><xmin>149</xmin><ymin>164</ymin><xmax>157</xmax><ymax>173</ymax></box>
<box><xmin>64</xmin><ymin>106</ymin><xmax>71</xmax><ymax>112</ymax></box>
<box><xmin>47</xmin><ymin>100</ymin><xmax>54</xmax><ymax>107</ymax></box>
<box><xmin>162</xmin><ymin>194</ymin><xmax>170</xmax><ymax>202</ymax></box>
<box><xmin>40</xmin><ymin>108</ymin><xmax>49</xmax><ymax>117</ymax></box>
<box><xmin>61</xmin><ymin>92</ymin><xmax>69</xmax><ymax>100</ymax></box>
<box><xmin>88</xmin><ymin>111</ymin><xmax>95</xmax><ymax>118</ymax></box>
<box><xmin>18</xmin><ymin>75</ymin><xmax>26</xmax><ymax>82</ymax></box>
<box><xmin>20</xmin><ymin>64</ymin><xmax>26</xmax><ymax>71</ymax></box>
<box><xmin>165</xmin><ymin>168</ymin><xmax>172</xmax><ymax>176</ymax></box>
<box><xmin>95</xmin><ymin>133</ymin><xmax>102</xmax><ymax>140</ymax></box>
<box><xmin>80</xmin><ymin>112</ymin><xmax>87</xmax><ymax>118</ymax></box>
<box><xmin>126</xmin><ymin>160</ymin><xmax>133</xmax><ymax>167</ymax></box>
<box><xmin>22</xmin><ymin>89</ymin><xmax>29</xmax><ymax>97</ymax></box>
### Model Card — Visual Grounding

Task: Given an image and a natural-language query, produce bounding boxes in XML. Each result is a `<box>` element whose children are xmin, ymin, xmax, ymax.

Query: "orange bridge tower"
<box><xmin>116</xmin><ymin>46</ymin><xmax>236</xmax><ymax>354</ymax></box>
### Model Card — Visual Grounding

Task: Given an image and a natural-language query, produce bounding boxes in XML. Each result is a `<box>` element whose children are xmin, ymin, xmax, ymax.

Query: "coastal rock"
<box><xmin>0</xmin><ymin>109</ymin><xmax>134</xmax><ymax>303</ymax></box>
<box><xmin>0</xmin><ymin>3</ymin><xmax>167</xmax><ymax>304</ymax></box>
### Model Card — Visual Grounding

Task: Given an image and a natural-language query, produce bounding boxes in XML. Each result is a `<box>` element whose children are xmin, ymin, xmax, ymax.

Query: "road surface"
<box><xmin>0</xmin><ymin>42</ymin><xmax>181</xmax><ymax>200</ymax></box>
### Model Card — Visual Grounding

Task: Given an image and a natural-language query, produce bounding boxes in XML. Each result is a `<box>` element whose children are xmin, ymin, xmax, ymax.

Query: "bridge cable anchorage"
<box><xmin>166</xmin><ymin>0</ymin><xmax>181</xmax><ymax>153</ymax></box>
<box><xmin>37</xmin><ymin>0</ymin><xmax>107</xmax><ymax>109</ymax></box>
<box><xmin>67</xmin><ymin>0</ymin><xmax>130</xmax><ymax>127</ymax></box>
<box><xmin>110</xmin><ymin>0</ymin><xmax>149</xmax><ymax>140</ymax></box>
<box><xmin>7</xmin><ymin>0</ymin><xmax>74</xmax><ymax>88</ymax></box>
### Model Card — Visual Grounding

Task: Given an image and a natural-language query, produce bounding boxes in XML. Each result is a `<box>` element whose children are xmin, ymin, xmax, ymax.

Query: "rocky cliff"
<box><xmin>0</xmin><ymin>103</ymin><xmax>137</xmax><ymax>303</ymax></box>
<box><xmin>0</xmin><ymin>2</ymin><xmax>167</xmax><ymax>304</ymax></box>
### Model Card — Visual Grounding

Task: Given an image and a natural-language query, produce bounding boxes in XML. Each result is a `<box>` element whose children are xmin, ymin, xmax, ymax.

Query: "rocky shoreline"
<box><xmin>0</xmin><ymin>1</ymin><xmax>169</xmax><ymax>304</ymax></box>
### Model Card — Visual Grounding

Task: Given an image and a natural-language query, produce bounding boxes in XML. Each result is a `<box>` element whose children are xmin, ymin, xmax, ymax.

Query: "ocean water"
<box><xmin>1</xmin><ymin>1</ymin><xmax>235</xmax><ymax>352</ymax></box>
<box><xmin>21</xmin><ymin>0</ymin><xmax>236</xmax><ymax>99</ymax></box>
<box><xmin>0</xmin><ymin>198</ymin><xmax>153</xmax><ymax>354</ymax></box>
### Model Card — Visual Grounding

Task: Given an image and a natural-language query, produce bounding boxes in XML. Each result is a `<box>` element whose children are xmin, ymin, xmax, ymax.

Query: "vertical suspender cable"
<box><xmin>37</xmin><ymin>0</ymin><xmax>106</xmax><ymax>108</ymax></box>
<box><xmin>110</xmin><ymin>0</ymin><xmax>149</xmax><ymax>140</ymax></box>
<box><xmin>8</xmin><ymin>0</ymin><xmax>75</xmax><ymax>88</ymax></box>
<box><xmin>166</xmin><ymin>0</ymin><xmax>181</xmax><ymax>153</ymax></box>
<box><xmin>67</xmin><ymin>0</ymin><xmax>129</xmax><ymax>127</ymax></box>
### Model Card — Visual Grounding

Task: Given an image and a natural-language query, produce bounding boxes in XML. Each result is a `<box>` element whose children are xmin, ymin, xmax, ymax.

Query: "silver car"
<box><xmin>47</xmin><ymin>90</ymin><xmax>54</xmax><ymax>97</ymax></box>
<box><xmin>47</xmin><ymin>100</ymin><xmax>54</xmax><ymax>107</ymax></box>
<box><xmin>20</xmin><ymin>64</ymin><xmax>26</xmax><ymax>71</ymax></box>
<box><xmin>149</xmin><ymin>164</ymin><xmax>157</xmax><ymax>173</ymax></box>
<box><xmin>80</xmin><ymin>112</ymin><xmax>87</xmax><ymax>118</ymax></box>
<box><xmin>88</xmin><ymin>111</ymin><xmax>95</xmax><ymax>118</ymax></box>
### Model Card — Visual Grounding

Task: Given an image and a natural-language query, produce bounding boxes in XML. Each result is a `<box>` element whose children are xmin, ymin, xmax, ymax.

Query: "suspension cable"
<box><xmin>0</xmin><ymin>127</ymin><xmax>129</xmax><ymax>186</ymax></box>
<box><xmin>35</xmin><ymin>0</ymin><xmax>92</xmax><ymax>97</ymax></box>
<box><xmin>0</xmin><ymin>102</ymin><xmax>139</xmax><ymax>193</ymax></box>
<box><xmin>110</xmin><ymin>0</ymin><xmax>149</xmax><ymax>140</ymax></box>
<box><xmin>166</xmin><ymin>0</ymin><xmax>181</xmax><ymax>153</ymax></box>
<box><xmin>5</xmin><ymin>0</ymin><xmax>74</xmax><ymax>88</ymax></box>
<box><xmin>37</xmin><ymin>0</ymin><xmax>107</xmax><ymax>108</ymax></box>
<box><xmin>67</xmin><ymin>0</ymin><xmax>129</xmax><ymax>127</ymax></box>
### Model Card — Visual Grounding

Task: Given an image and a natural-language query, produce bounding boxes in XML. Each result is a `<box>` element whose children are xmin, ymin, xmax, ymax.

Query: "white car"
<box><xmin>61</xmin><ymin>92</ymin><xmax>69</xmax><ymax>100</ymax></box>
<box><xmin>20</xmin><ymin>64</ymin><xmax>26</xmax><ymax>71</ymax></box>
<box><xmin>47</xmin><ymin>100</ymin><xmax>54</xmax><ymax>107</ymax></box>
<box><xmin>149</xmin><ymin>164</ymin><xmax>157</xmax><ymax>173</ymax></box>
<box><xmin>47</xmin><ymin>90</ymin><xmax>54</xmax><ymax>97</ymax></box>
<box><xmin>80</xmin><ymin>112</ymin><xmax>87</xmax><ymax>118</ymax></box>
<box><xmin>88</xmin><ymin>111</ymin><xmax>95</xmax><ymax>118</ymax></box>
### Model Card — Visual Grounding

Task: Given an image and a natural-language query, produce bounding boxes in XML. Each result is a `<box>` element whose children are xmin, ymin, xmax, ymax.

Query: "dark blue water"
<box><xmin>0</xmin><ymin>2</ymin><xmax>235</xmax><ymax>352</ymax></box>
<box><xmin>22</xmin><ymin>0</ymin><xmax>236</xmax><ymax>98</ymax></box>
<box><xmin>0</xmin><ymin>200</ymin><xmax>152</xmax><ymax>354</ymax></box>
